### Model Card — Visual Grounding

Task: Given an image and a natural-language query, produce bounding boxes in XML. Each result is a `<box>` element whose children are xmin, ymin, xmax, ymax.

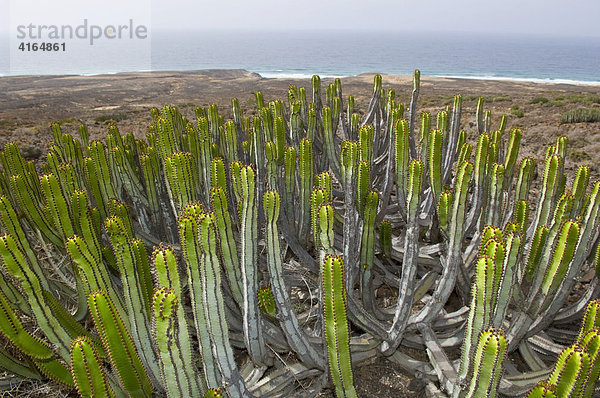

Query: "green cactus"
<box><xmin>88</xmin><ymin>290</ymin><xmax>153</xmax><ymax>397</ymax></box>
<box><xmin>547</xmin><ymin>345</ymin><xmax>590</xmax><ymax>397</ymax></box>
<box><xmin>464</xmin><ymin>328</ymin><xmax>507</xmax><ymax>398</ymax></box>
<box><xmin>0</xmin><ymin>73</ymin><xmax>598</xmax><ymax>398</ymax></box>
<box><xmin>152</xmin><ymin>287</ymin><xmax>200</xmax><ymax>397</ymax></box>
<box><xmin>263</xmin><ymin>190</ymin><xmax>323</xmax><ymax>369</ymax></box>
<box><xmin>322</xmin><ymin>255</ymin><xmax>357</xmax><ymax>398</ymax></box>
<box><xmin>379</xmin><ymin>220</ymin><xmax>392</xmax><ymax>258</ymax></box>
<box><xmin>71</xmin><ymin>336</ymin><xmax>114</xmax><ymax>398</ymax></box>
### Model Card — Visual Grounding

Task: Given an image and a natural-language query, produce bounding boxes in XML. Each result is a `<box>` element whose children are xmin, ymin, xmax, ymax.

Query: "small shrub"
<box><xmin>569</xmin><ymin>150</ymin><xmax>592</xmax><ymax>162</ymax></box>
<box><xmin>57</xmin><ymin>117</ymin><xmax>78</xmax><ymax>125</ymax></box>
<box><xmin>560</xmin><ymin>108</ymin><xmax>600</xmax><ymax>124</ymax></box>
<box><xmin>528</xmin><ymin>96</ymin><xmax>549</xmax><ymax>105</ymax></box>
<box><xmin>566</xmin><ymin>93</ymin><xmax>600</xmax><ymax>105</ymax></box>
<box><xmin>510</xmin><ymin>104</ymin><xmax>524</xmax><ymax>118</ymax></box>
<box><xmin>94</xmin><ymin>113</ymin><xmax>128</xmax><ymax>124</ymax></box>
<box><xmin>491</xmin><ymin>95</ymin><xmax>512</xmax><ymax>102</ymax></box>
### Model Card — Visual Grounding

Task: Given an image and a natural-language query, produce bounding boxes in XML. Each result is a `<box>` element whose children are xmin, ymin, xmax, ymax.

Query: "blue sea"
<box><xmin>3</xmin><ymin>29</ymin><xmax>600</xmax><ymax>85</ymax></box>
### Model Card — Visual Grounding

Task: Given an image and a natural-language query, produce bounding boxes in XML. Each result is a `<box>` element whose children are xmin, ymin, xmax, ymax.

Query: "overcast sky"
<box><xmin>150</xmin><ymin>0</ymin><xmax>600</xmax><ymax>38</ymax></box>
<box><xmin>1</xmin><ymin>0</ymin><xmax>599</xmax><ymax>38</ymax></box>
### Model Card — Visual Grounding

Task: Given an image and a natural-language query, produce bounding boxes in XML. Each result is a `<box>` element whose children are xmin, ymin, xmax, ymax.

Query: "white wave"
<box><xmin>258</xmin><ymin>72</ymin><xmax>351</xmax><ymax>79</ymax></box>
<box><xmin>434</xmin><ymin>74</ymin><xmax>600</xmax><ymax>86</ymax></box>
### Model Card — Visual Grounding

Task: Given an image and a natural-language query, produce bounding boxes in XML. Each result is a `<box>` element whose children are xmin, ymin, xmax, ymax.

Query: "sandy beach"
<box><xmin>0</xmin><ymin>69</ymin><xmax>599</xmax><ymax>396</ymax></box>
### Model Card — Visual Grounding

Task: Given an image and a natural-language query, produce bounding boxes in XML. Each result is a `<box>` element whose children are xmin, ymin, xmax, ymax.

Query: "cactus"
<box><xmin>88</xmin><ymin>290</ymin><xmax>153</xmax><ymax>397</ymax></box>
<box><xmin>70</xmin><ymin>337</ymin><xmax>114</xmax><ymax>398</ymax></box>
<box><xmin>464</xmin><ymin>328</ymin><xmax>507</xmax><ymax>398</ymax></box>
<box><xmin>0</xmin><ymin>73</ymin><xmax>598</xmax><ymax>398</ymax></box>
<box><xmin>263</xmin><ymin>190</ymin><xmax>324</xmax><ymax>369</ymax></box>
<box><xmin>322</xmin><ymin>255</ymin><xmax>357</xmax><ymax>398</ymax></box>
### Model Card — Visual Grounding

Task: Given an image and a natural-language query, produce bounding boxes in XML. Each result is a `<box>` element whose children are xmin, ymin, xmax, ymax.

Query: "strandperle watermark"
<box><xmin>8</xmin><ymin>0</ymin><xmax>151</xmax><ymax>75</ymax></box>
<box><xmin>15</xmin><ymin>19</ymin><xmax>148</xmax><ymax>45</ymax></box>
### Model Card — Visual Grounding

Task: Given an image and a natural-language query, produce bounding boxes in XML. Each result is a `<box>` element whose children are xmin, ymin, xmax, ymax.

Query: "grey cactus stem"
<box><xmin>383</xmin><ymin>160</ymin><xmax>423</xmax><ymax>354</ymax></box>
<box><xmin>410</xmin><ymin>161</ymin><xmax>473</xmax><ymax>325</ymax></box>
<box><xmin>407</xmin><ymin>69</ymin><xmax>420</xmax><ymax>159</ymax></box>
<box><xmin>263</xmin><ymin>190</ymin><xmax>324</xmax><ymax>369</ymax></box>
<box><xmin>239</xmin><ymin>166</ymin><xmax>271</xmax><ymax>366</ymax></box>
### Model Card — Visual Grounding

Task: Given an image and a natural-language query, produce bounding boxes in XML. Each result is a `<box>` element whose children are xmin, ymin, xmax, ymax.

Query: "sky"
<box><xmin>149</xmin><ymin>0</ymin><xmax>600</xmax><ymax>38</ymax></box>
<box><xmin>1</xmin><ymin>0</ymin><xmax>599</xmax><ymax>38</ymax></box>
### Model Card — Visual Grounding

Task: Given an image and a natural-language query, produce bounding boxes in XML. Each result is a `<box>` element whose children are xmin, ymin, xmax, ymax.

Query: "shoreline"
<box><xmin>2</xmin><ymin>68</ymin><xmax>600</xmax><ymax>87</ymax></box>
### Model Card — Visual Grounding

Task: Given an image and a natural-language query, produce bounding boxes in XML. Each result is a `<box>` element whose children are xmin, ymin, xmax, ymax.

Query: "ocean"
<box><xmin>3</xmin><ymin>29</ymin><xmax>600</xmax><ymax>85</ymax></box>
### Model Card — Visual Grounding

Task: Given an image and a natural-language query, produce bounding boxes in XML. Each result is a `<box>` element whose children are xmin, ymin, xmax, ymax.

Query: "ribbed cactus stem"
<box><xmin>263</xmin><ymin>190</ymin><xmax>324</xmax><ymax>369</ymax></box>
<box><xmin>578</xmin><ymin>299</ymin><xmax>600</xmax><ymax>341</ymax></box>
<box><xmin>437</xmin><ymin>190</ymin><xmax>453</xmax><ymax>236</ymax></box>
<box><xmin>465</xmin><ymin>133</ymin><xmax>489</xmax><ymax>234</ymax></box>
<box><xmin>0</xmin><ymin>234</ymin><xmax>73</xmax><ymax>361</ymax></box>
<box><xmin>210</xmin><ymin>186</ymin><xmax>244</xmax><ymax>306</ymax></box>
<box><xmin>317</xmin><ymin>203</ymin><xmax>335</xmax><ymax>268</ymax></box>
<box><xmin>358</xmin><ymin>125</ymin><xmax>374</xmax><ymax>169</ymax></box>
<box><xmin>360</xmin><ymin>190</ymin><xmax>378</xmax><ymax>312</ymax></box>
<box><xmin>547</xmin><ymin>345</ymin><xmax>590</xmax><ymax>397</ymax></box>
<box><xmin>88</xmin><ymin>290</ymin><xmax>153</xmax><ymax>398</ymax></box>
<box><xmin>152</xmin><ymin>246</ymin><xmax>205</xmax><ymax>394</ymax></box>
<box><xmin>340</xmin><ymin>140</ymin><xmax>361</xmax><ymax>289</ymax></box>
<box><xmin>523</xmin><ymin>224</ymin><xmax>549</xmax><ymax>284</ymax></box>
<box><xmin>537</xmin><ymin>220</ymin><xmax>580</xmax><ymax>311</ymax></box>
<box><xmin>322</xmin><ymin>107</ymin><xmax>341</xmax><ymax>178</ymax></box>
<box><xmin>456</xmin><ymin>256</ymin><xmax>496</xmax><ymax>392</ymax></box>
<box><xmin>464</xmin><ymin>328</ymin><xmax>507</xmax><ymax>398</ymax></box>
<box><xmin>527</xmin><ymin>382</ymin><xmax>557</xmax><ymax>398</ymax></box>
<box><xmin>197</xmin><ymin>117</ymin><xmax>213</xmax><ymax>203</ymax></box>
<box><xmin>298</xmin><ymin>138</ymin><xmax>313</xmax><ymax>244</ymax></box>
<box><xmin>571</xmin><ymin>165</ymin><xmax>590</xmax><ymax>217</ymax></box>
<box><xmin>503</xmin><ymin>128</ymin><xmax>521</xmax><ymax>188</ymax></box>
<box><xmin>395</xmin><ymin>119</ymin><xmax>410</xmax><ymax>220</ymax></box>
<box><xmin>384</xmin><ymin>160</ymin><xmax>423</xmax><ymax>354</ymax></box>
<box><xmin>265</xmin><ymin>141</ymin><xmax>278</xmax><ymax>190</ymax></box>
<box><xmin>457</xmin><ymin>142</ymin><xmax>473</xmax><ymax>165</ymax></box>
<box><xmin>492</xmin><ymin>231</ymin><xmax>520</xmax><ymax>328</ymax></box>
<box><xmin>412</xmin><ymin>161</ymin><xmax>472</xmax><ymax>325</ymax></box>
<box><xmin>179</xmin><ymin>213</ymin><xmax>250</xmax><ymax>396</ymax></box>
<box><xmin>407</xmin><ymin>69</ymin><xmax>420</xmax><ymax>159</ymax></box>
<box><xmin>578</xmin><ymin>327</ymin><xmax>600</xmax><ymax>398</ymax></box>
<box><xmin>484</xmin><ymin>163</ymin><xmax>505</xmax><ymax>227</ymax></box>
<box><xmin>322</xmin><ymin>255</ymin><xmax>358</xmax><ymax>398</ymax></box>
<box><xmin>71</xmin><ymin>336</ymin><xmax>115</xmax><ymax>398</ymax></box>
<box><xmin>0</xmin><ymin>195</ymin><xmax>49</xmax><ymax>292</ymax></box>
<box><xmin>428</xmin><ymin>129</ymin><xmax>443</xmax><ymax>206</ymax></box>
<box><xmin>105</xmin><ymin>217</ymin><xmax>160</xmax><ymax>383</ymax></box>
<box><xmin>419</xmin><ymin>112</ymin><xmax>431</xmax><ymax>162</ymax></box>
<box><xmin>529</xmin><ymin>154</ymin><xmax>562</xmax><ymax>236</ymax></box>
<box><xmin>379</xmin><ymin>220</ymin><xmax>392</xmax><ymax>258</ymax></box>
<box><xmin>0</xmin><ymin>290</ymin><xmax>58</xmax><ymax>366</ymax></box>
<box><xmin>9</xmin><ymin>174</ymin><xmax>63</xmax><ymax>247</ymax></box>
<box><xmin>311</xmin><ymin>188</ymin><xmax>328</xmax><ymax>248</ymax></box>
<box><xmin>442</xmin><ymin>94</ymin><xmax>463</xmax><ymax>185</ymax></box>
<box><xmin>239</xmin><ymin>165</ymin><xmax>270</xmax><ymax>366</ymax></box>
<box><xmin>476</xmin><ymin>97</ymin><xmax>485</xmax><ymax>134</ymax></box>
<box><xmin>356</xmin><ymin>161</ymin><xmax>370</xmax><ymax>212</ymax></box>
<box><xmin>152</xmin><ymin>288</ymin><xmax>200</xmax><ymax>398</ymax></box>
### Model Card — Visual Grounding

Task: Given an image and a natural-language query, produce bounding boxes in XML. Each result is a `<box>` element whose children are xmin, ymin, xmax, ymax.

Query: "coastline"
<box><xmin>3</xmin><ymin>68</ymin><xmax>600</xmax><ymax>87</ymax></box>
<box><xmin>1</xmin><ymin>69</ymin><xmax>599</xmax><ymax>179</ymax></box>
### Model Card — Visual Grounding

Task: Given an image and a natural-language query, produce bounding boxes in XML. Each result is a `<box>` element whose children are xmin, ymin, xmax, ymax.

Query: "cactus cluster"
<box><xmin>0</xmin><ymin>71</ymin><xmax>598</xmax><ymax>397</ymax></box>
